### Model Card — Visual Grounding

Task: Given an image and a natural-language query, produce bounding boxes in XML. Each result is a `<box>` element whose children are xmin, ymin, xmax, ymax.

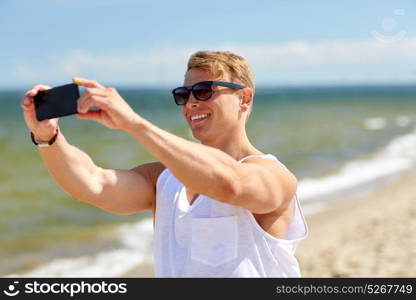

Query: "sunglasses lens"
<box><xmin>173</xmin><ymin>87</ymin><xmax>190</xmax><ymax>105</ymax></box>
<box><xmin>193</xmin><ymin>83</ymin><xmax>212</xmax><ymax>101</ymax></box>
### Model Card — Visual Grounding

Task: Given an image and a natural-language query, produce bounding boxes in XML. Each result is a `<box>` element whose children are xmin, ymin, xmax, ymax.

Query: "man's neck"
<box><xmin>201</xmin><ymin>129</ymin><xmax>262</xmax><ymax>161</ymax></box>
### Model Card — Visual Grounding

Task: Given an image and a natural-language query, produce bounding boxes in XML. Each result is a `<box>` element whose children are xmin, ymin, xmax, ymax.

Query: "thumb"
<box><xmin>72</xmin><ymin>77</ymin><xmax>104</xmax><ymax>89</ymax></box>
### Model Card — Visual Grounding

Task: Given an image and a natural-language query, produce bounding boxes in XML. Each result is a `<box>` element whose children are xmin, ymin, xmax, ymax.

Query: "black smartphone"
<box><xmin>34</xmin><ymin>83</ymin><xmax>80</xmax><ymax>121</ymax></box>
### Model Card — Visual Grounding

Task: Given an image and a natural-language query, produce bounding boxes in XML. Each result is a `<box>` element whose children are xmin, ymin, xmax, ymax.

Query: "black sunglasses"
<box><xmin>172</xmin><ymin>81</ymin><xmax>245</xmax><ymax>106</ymax></box>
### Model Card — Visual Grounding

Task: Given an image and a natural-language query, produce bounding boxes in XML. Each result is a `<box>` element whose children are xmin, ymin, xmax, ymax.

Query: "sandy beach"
<box><xmin>296</xmin><ymin>171</ymin><xmax>416</xmax><ymax>277</ymax></box>
<box><xmin>123</xmin><ymin>171</ymin><xmax>416</xmax><ymax>278</ymax></box>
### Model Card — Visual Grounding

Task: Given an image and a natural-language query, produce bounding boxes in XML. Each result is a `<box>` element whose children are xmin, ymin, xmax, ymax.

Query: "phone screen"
<box><xmin>34</xmin><ymin>83</ymin><xmax>80</xmax><ymax>121</ymax></box>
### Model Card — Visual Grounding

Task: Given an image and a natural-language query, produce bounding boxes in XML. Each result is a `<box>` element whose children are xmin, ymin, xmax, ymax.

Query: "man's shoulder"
<box><xmin>241</xmin><ymin>154</ymin><xmax>297</xmax><ymax>196</ymax></box>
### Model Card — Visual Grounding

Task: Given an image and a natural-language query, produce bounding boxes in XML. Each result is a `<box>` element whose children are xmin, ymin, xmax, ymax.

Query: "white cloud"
<box><xmin>10</xmin><ymin>37</ymin><xmax>416</xmax><ymax>87</ymax></box>
<box><xmin>12</xmin><ymin>47</ymin><xmax>198</xmax><ymax>87</ymax></box>
<box><xmin>225</xmin><ymin>37</ymin><xmax>416</xmax><ymax>85</ymax></box>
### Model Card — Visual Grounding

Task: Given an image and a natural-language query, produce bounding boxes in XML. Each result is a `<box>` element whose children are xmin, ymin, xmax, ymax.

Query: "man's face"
<box><xmin>181</xmin><ymin>68</ymin><xmax>243</xmax><ymax>143</ymax></box>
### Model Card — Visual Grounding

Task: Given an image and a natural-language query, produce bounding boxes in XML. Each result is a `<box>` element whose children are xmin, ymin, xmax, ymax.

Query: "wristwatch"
<box><xmin>30</xmin><ymin>128</ymin><xmax>59</xmax><ymax>147</ymax></box>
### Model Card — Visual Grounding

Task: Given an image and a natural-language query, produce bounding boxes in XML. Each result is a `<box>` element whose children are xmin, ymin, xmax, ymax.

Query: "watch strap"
<box><xmin>30</xmin><ymin>128</ymin><xmax>59</xmax><ymax>147</ymax></box>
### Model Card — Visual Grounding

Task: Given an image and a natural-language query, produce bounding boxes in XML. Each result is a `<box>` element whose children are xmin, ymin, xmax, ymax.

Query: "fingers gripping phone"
<box><xmin>34</xmin><ymin>83</ymin><xmax>80</xmax><ymax>121</ymax></box>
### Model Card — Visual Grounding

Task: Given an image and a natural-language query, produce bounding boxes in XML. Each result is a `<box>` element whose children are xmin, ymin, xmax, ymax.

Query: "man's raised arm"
<box><xmin>21</xmin><ymin>85</ymin><xmax>164</xmax><ymax>215</ymax></box>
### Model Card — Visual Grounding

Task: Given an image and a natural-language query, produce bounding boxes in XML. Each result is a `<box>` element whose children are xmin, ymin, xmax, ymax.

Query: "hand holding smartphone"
<box><xmin>34</xmin><ymin>83</ymin><xmax>80</xmax><ymax>121</ymax></box>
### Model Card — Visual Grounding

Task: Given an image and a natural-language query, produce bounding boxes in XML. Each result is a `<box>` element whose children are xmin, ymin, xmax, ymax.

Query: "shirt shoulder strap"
<box><xmin>238</xmin><ymin>154</ymin><xmax>278</xmax><ymax>163</ymax></box>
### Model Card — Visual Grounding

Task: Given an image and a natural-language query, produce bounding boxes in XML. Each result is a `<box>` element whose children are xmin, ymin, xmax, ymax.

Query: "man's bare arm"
<box><xmin>38</xmin><ymin>131</ymin><xmax>164</xmax><ymax>214</ymax></box>
<box><xmin>21</xmin><ymin>84</ymin><xmax>165</xmax><ymax>215</ymax></box>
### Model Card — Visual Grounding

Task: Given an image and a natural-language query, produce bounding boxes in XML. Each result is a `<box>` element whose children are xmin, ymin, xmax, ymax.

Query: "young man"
<box><xmin>21</xmin><ymin>50</ymin><xmax>307</xmax><ymax>277</ymax></box>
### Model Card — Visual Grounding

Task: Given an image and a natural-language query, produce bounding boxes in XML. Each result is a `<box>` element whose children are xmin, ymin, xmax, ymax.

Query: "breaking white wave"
<box><xmin>298</xmin><ymin>130</ymin><xmax>416</xmax><ymax>213</ymax></box>
<box><xmin>396</xmin><ymin>115</ymin><xmax>412</xmax><ymax>127</ymax></box>
<box><xmin>364</xmin><ymin>117</ymin><xmax>387</xmax><ymax>130</ymax></box>
<box><xmin>7</xmin><ymin>218</ymin><xmax>154</xmax><ymax>277</ymax></box>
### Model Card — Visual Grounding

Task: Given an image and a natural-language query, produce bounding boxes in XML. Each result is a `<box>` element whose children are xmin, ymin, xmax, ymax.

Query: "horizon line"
<box><xmin>1</xmin><ymin>81</ymin><xmax>415</xmax><ymax>92</ymax></box>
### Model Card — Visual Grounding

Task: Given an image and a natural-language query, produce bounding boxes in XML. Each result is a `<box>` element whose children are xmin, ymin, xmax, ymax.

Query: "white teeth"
<box><xmin>191</xmin><ymin>114</ymin><xmax>208</xmax><ymax>121</ymax></box>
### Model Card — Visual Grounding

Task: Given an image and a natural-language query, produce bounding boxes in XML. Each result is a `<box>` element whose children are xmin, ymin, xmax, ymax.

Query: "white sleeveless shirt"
<box><xmin>153</xmin><ymin>154</ymin><xmax>308</xmax><ymax>277</ymax></box>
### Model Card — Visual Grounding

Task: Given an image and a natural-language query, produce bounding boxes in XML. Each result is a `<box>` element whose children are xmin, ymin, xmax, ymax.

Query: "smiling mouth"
<box><xmin>190</xmin><ymin>113</ymin><xmax>210</xmax><ymax>123</ymax></box>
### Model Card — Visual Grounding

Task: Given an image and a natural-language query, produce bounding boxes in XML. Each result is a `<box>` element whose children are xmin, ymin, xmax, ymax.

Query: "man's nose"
<box><xmin>186</xmin><ymin>93</ymin><xmax>199</xmax><ymax>108</ymax></box>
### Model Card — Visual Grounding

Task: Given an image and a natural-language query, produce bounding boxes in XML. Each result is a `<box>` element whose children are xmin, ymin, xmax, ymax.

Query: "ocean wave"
<box><xmin>7</xmin><ymin>218</ymin><xmax>154</xmax><ymax>277</ymax></box>
<box><xmin>298</xmin><ymin>129</ymin><xmax>416</xmax><ymax>212</ymax></box>
<box><xmin>396</xmin><ymin>115</ymin><xmax>412</xmax><ymax>127</ymax></box>
<box><xmin>364</xmin><ymin>117</ymin><xmax>387</xmax><ymax>130</ymax></box>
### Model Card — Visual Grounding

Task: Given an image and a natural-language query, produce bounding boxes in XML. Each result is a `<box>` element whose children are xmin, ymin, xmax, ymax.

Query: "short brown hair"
<box><xmin>187</xmin><ymin>50</ymin><xmax>255</xmax><ymax>91</ymax></box>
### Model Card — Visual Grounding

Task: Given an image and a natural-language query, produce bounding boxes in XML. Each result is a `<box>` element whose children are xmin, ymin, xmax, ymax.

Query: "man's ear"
<box><xmin>240</xmin><ymin>88</ymin><xmax>253</xmax><ymax>112</ymax></box>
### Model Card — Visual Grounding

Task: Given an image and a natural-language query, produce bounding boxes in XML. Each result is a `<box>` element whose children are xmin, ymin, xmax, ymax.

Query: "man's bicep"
<box><xmin>95</xmin><ymin>162</ymin><xmax>165</xmax><ymax>214</ymax></box>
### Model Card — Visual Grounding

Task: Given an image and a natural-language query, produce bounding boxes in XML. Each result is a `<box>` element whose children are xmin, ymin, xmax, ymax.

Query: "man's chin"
<box><xmin>191</xmin><ymin>127</ymin><xmax>208</xmax><ymax>142</ymax></box>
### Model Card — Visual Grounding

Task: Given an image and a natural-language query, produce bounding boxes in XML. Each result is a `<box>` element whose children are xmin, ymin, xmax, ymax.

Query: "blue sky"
<box><xmin>1</xmin><ymin>0</ymin><xmax>416</xmax><ymax>88</ymax></box>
